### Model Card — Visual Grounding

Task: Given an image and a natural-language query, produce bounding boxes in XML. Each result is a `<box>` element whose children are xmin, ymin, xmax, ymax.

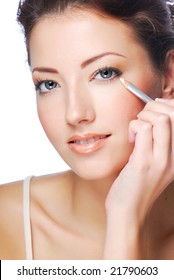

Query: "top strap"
<box><xmin>23</xmin><ymin>176</ymin><xmax>33</xmax><ymax>260</ymax></box>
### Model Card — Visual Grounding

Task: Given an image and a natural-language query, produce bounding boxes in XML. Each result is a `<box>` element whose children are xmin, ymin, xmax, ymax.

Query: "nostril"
<box><xmin>65</xmin><ymin>106</ymin><xmax>96</xmax><ymax>126</ymax></box>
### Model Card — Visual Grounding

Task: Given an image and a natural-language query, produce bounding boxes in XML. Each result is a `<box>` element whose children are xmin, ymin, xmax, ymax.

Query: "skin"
<box><xmin>31</xmin><ymin>11</ymin><xmax>161</xmax><ymax>182</ymax></box>
<box><xmin>0</xmin><ymin>9</ymin><xmax>174</xmax><ymax>259</ymax></box>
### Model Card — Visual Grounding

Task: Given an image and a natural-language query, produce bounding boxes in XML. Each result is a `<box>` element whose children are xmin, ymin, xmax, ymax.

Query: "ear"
<box><xmin>161</xmin><ymin>50</ymin><xmax>174</xmax><ymax>99</ymax></box>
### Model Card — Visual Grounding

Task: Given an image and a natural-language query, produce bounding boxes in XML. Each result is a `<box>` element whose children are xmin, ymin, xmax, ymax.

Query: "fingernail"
<box><xmin>155</xmin><ymin>98</ymin><xmax>168</xmax><ymax>102</ymax></box>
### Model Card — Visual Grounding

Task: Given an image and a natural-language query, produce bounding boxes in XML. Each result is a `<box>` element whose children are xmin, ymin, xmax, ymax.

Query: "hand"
<box><xmin>106</xmin><ymin>99</ymin><xmax>174</xmax><ymax>224</ymax></box>
<box><xmin>103</xmin><ymin>99</ymin><xmax>174</xmax><ymax>259</ymax></box>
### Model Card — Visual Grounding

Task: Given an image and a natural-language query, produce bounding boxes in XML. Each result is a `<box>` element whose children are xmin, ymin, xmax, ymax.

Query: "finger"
<box><xmin>137</xmin><ymin>110</ymin><xmax>171</xmax><ymax>161</ymax></box>
<box><xmin>129</xmin><ymin>119</ymin><xmax>153</xmax><ymax>162</ymax></box>
<box><xmin>142</xmin><ymin>100</ymin><xmax>174</xmax><ymax>153</ymax></box>
<box><xmin>144</xmin><ymin>99</ymin><xmax>174</xmax><ymax>113</ymax></box>
<box><xmin>155</xmin><ymin>98</ymin><xmax>174</xmax><ymax>106</ymax></box>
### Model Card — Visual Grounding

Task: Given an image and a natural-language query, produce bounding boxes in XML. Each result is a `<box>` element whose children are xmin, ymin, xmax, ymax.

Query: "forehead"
<box><xmin>29</xmin><ymin>9</ymin><xmax>147</xmax><ymax>68</ymax></box>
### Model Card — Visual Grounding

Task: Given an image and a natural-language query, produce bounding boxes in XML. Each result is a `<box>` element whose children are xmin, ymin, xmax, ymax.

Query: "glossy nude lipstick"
<box><xmin>120</xmin><ymin>78</ymin><xmax>153</xmax><ymax>103</ymax></box>
<box><xmin>67</xmin><ymin>133</ymin><xmax>111</xmax><ymax>155</ymax></box>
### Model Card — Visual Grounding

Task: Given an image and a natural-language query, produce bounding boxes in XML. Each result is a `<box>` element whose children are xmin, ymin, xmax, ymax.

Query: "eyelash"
<box><xmin>34</xmin><ymin>79</ymin><xmax>59</xmax><ymax>95</ymax></box>
<box><xmin>91</xmin><ymin>66</ymin><xmax>122</xmax><ymax>83</ymax></box>
<box><xmin>34</xmin><ymin>66</ymin><xmax>122</xmax><ymax>95</ymax></box>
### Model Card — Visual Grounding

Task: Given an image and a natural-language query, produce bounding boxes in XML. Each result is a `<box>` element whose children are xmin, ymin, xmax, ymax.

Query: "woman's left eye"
<box><xmin>93</xmin><ymin>67</ymin><xmax>122</xmax><ymax>81</ymax></box>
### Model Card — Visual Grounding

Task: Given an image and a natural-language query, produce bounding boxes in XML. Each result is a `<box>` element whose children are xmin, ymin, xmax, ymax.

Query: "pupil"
<box><xmin>46</xmin><ymin>81</ymin><xmax>55</xmax><ymax>89</ymax></box>
<box><xmin>102</xmin><ymin>70</ymin><xmax>112</xmax><ymax>78</ymax></box>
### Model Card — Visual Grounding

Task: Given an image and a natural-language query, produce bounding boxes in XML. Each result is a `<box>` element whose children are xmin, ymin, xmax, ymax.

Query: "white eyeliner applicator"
<box><xmin>120</xmin><ymin>78</ymin><xmax>153</xmax><ymax>103</ymax></box>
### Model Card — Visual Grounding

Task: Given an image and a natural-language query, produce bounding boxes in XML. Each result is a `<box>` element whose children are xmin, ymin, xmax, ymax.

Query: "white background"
<box><xmin>0</xmin><ymin>0</ymin><xmax>69</xmax><ymax>184</ymax></box>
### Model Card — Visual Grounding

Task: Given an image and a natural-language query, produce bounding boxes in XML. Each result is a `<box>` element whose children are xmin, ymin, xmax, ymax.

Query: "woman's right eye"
<box><xmin>35</xmin><ymin>80</ymin><xmax>59</xmax><ymax>94</ymax></box>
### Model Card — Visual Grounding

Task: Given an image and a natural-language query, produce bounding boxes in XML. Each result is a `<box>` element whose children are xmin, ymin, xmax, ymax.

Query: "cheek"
<box><xmin>95</xmin><ymin>86</ymin><xmax>145</xmax><ymax>126</ymax></box>
<box><xmin>37</xmin><ymin>107</ymin><xmax>50</xmax><ymax>132</ymax></box>
<box><xmin>143</xmin><ymin>79</ymin><xmax>162</xmax><ymax>99</ymax></box>
<box><xmin>36</xmin><ymin>99</ymin><xmax>64</xmax><ymax>141</ymax></box>
<box><xmin>131</xmin><ymin>72</ymin><xmax>162</xmax><ymax>100</ymax></box>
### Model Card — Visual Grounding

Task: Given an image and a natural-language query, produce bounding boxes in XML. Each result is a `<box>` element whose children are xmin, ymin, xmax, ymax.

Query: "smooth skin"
<box><xmin>0</xmin><ymin>10</ymin><xmax>174</xmax><ymax>259</ymax></box>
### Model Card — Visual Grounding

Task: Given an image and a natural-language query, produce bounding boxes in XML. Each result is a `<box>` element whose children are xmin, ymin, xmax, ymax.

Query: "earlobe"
<box><xmin>162</xmin><ymin>50</ymin><xmax>174</xmax><ymax>99</ymax></box>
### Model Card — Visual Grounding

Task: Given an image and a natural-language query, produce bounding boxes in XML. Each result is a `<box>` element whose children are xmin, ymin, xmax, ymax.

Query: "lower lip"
<box><xmin>68</xmin><ymin>136</ymin><xmax>110</xmax><ymax>155</ymax></box>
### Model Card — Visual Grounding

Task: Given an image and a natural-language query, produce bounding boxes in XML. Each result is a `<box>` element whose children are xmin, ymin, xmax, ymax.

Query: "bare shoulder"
<box><xmin>0</xmin><ymin>179</ymin><xmax>25</xmax><ymax>259</ymax></box>
<box><xmin>30</xmin><ymin>170</ymin><xmax>74</xmax><ymax>223</ymax></box>
<box><xmin>0</xmin><ymin>170</ymin><xmax>73</xmax><ymax>223</ymax></box>
<box><xmin>0</xmin><ymin>171</ymin><xmax>73</xmax><ymax>259</ymax></box>
<box><xmin>30</xmin><ymin>170</ymin><xmax>73</xmax><ymax>204</ymax></box>
<box><xmin>0</xmin><ymin>179</ymin><xmax>23</xmax><ymax>220</ymax></box>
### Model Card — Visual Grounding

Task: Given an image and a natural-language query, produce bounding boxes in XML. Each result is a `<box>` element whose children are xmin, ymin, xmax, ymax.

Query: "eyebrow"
<box><xmin>81</xmin><ymin>51</ymin><xmax>127</xmax><ymax>68</ymax></box>
<box><xmin>32</xmin><ymin>67</ymin><xmax>59</xmax><ymax>74</ymax></box>
<box><xmin>32</xmin><ymin>51</ymin><xmax>127</xmax><ymax>74</ymax></box>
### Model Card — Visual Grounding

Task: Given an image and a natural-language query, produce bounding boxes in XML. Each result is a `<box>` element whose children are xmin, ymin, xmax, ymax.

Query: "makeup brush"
<box><xmin>120</xmin><ymin>78</ymin><xmax>153</xmax><ymax>103</ymax></box>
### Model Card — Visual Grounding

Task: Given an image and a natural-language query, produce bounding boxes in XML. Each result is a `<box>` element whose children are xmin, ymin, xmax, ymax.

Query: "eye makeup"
<box><xmin>33</xmin><ymin>79</ymin><xmax>58</xmax><ymax>96</ymax></box>
<box><xmin>92</xmin><ymin>66</ymin><xmax>122</xmax><ymax>81</ymax></box>
<box><xmin>34</xmin><ymin>65</ymin><xmax>122</xmax><ymax>95</ymax></box>
<box><xmin>120</xmin><ymin>78</ymin><xmax>153</xmax><ymax>103</ymax></box>
<box><xmin>36</xmin><ymin>80</ymin><xmax>58</xmax><ymax>90</ymax></box>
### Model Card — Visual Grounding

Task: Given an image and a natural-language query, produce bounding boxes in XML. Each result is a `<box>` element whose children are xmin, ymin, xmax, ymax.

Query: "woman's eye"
<box><xmin>94</xmin><ymin>67</ymin><xmax>122</xmax><ymax>81</ymax></box>
<box><xmin>35</xmin><ymin>80</ymin><xmax>59</xmax><ymax>94</ymax></box>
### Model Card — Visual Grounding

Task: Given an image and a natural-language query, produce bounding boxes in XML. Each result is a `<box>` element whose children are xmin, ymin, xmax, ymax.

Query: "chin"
<box><xmin>58</xmin><ymin>144</ymin><xmax>132</xmax><ymax>181</ymax></box>
<box><xmin>69</xmin><ymin>160</ymin><xmax>126</xmax><ymax>181</ymax></box>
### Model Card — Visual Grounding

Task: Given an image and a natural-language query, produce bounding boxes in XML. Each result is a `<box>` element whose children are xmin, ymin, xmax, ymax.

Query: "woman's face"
<box><xmin>30</xmin><ymin>10</ymin><xmax>162</xmax><ymax>180</ymax></box>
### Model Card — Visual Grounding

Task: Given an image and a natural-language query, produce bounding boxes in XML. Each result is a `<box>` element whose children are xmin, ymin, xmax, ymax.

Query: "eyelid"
<box><xmin>33</xmin><ymin>66</ymin><xmax>122</xmax><ymax>94</ymax></box>
<box><xmin>90</xmin><ymin>66</ymin><xmax>122</xmax><ymax>82</ymax></box>
<box><xmin>34</xmin><ymin>78</ymin><xmax>59</xmax><ymax>95</ymax></box>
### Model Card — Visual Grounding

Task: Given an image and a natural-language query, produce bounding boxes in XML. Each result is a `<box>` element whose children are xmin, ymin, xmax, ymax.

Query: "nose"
<box><xmin>65</xmin><ymin>86</ymin><xmax>96</xmax><ymax>126</ymax></box>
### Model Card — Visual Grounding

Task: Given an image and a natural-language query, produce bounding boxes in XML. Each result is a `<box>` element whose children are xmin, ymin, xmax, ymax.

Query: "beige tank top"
<box><xmin>23</xmin><ymin>176</ymin><xmax>33</xmax><ymax>260</ymax></box>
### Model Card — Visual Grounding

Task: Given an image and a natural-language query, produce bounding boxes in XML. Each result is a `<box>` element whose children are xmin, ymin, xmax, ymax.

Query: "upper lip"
<box><xmin>67</xmin><ymin>133</ymin><xmax>111</xmax><ymax>143</ymax></box>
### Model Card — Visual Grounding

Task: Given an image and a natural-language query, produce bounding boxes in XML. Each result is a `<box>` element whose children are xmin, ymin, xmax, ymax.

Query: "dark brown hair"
<box><xmin>17</xmin><ymin>0</ymin><xmax>174</xmax><ymax>71</ymax></box>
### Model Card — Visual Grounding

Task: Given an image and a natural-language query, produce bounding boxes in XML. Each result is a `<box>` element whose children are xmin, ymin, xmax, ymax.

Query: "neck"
<box><xmin>73</xmin><ymin>172</ymin><xmax>117</xmax><ymax>199</ymax></box>
<box><xmin>71</xmin><ymin>172</ymin><xmax>119</xmax><ymax>234</ymax></box>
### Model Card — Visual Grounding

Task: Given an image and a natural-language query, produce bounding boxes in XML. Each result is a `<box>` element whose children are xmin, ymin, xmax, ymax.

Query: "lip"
<box><xmin>67</xmin><ymin>133</ymin><xmax>111</xmax><ymax>155</ymax></box>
